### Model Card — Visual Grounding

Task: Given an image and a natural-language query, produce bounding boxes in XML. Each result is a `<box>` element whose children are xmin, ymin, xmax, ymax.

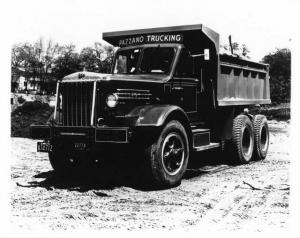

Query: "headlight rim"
<box><xmin>106</xmin><ymin>93</ymin><xmax>119</xmax><ymax>108</ymax></box>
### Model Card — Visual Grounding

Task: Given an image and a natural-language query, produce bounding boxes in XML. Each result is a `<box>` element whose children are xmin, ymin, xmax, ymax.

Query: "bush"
<box><xmin>17</xmin><ymin>96</ymin><xmax>26</xmax><ymax>104</ymax></box>
<box><xmin>12</xmin><ymin>101</ymin><xmax>50</xmax><ymax>116</ymax></box>
<box><xmin>11</xmin><ymin>100</ymin><xmax>54</xmax><ymax>137</ymax></box>
<box><xmin>250</xmin><ymin>104</ymin><xmax>290</xmax><ymax>120</ymax></box>
<box><xmin>262</xmin><ymin>48</ymin><xmax>291</xmax><ymax>105</ymax></box>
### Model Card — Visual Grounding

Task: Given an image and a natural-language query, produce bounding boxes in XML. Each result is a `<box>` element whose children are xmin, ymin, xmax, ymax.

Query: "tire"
<box><xmin>145</xmin><ymin>120</ymin><xmax>189</xmax><ymax>188</ymax></box>
<box><xmin>232</xmin><ymin>114</ymin><xmax>254</xmax><ymax>164</ymax></box>
<box><xmin>252</xmin><ymin>115</ymin><xmax>269</xmax><ymax>160</ymax></box>
<box><xmin>48</xmin><ymin>149</ymin><xmax>80</xmax><ymax>175</ymax></box>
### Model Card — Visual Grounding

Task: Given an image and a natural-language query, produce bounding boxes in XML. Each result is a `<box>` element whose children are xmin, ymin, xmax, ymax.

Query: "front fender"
<box><xmin>125</xmin><ymin>104</ymin><xmax>189</xmax><ymax>127</ymax></box>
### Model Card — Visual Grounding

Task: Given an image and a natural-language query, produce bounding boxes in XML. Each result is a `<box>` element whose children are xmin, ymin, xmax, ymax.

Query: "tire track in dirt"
<box><xmin>10</xmin><ymin>120</ymin><xmax>290</xmax><ymax>231</ymax></box>
<box><xmin>195</xmin><ymin>187</ymin><xmax>253</xmax><ymax>230</ymax></box>
<box><xmin>240</xmin><ymin>190</ymin><xmax>289</xmax><ymax>231</ymax></box>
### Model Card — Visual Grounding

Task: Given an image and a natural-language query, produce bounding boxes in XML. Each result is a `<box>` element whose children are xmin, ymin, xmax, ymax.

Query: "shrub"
<box><xmin>262</xmin><ymin>48</ymin><xmax>291</xmax><ymax>105</ymax></box>
<box><xmin>17</xmin><ymin>96</ymin><xmax>26</xmax><ymax>104</ymax></box>
<box><xmin>12</xmin><ymin>100</ymin><xmax>50</xmax><ymax>115</ymax></box>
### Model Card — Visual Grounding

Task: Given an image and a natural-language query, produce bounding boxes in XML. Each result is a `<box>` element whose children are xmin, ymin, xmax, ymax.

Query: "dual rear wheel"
<box><xmin>232</xmin><ymin>114</ymin><xmax>269</xmax><ymax>164</ymax></box>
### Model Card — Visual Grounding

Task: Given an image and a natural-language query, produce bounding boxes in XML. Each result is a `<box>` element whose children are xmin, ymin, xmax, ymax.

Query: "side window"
<box><xmin>175</xmin><ymin>49</ymin><xmax>193</xmax><ymax>77</ymax></box>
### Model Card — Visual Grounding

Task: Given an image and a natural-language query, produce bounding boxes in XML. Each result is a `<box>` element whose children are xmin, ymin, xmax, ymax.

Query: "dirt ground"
<box><xmin>10</xmin><ymin>120</ymin><xmax>290</xmax><ymax>232</ymax></box>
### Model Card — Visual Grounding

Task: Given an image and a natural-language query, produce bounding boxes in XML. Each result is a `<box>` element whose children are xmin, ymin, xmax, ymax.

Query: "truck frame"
<box><xmin>31</xmin><ymin>24</ymin><xmax>271</xmax><ymax>187</ymax></box>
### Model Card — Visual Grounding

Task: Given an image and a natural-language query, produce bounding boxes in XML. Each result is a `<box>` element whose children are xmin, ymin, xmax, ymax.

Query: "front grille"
<box><xmin>59</xmin><ymin>82</ymin><xmax>94</xmax><ymax>126</ymax></box>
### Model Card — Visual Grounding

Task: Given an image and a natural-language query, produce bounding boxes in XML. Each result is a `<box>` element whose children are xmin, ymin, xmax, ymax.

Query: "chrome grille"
<box><xmin>60</xmin><ymin>82</ymin><xmax>94</xmax><ymax>126</ymax></box>
<box><xmin>116</xmin><ymin>89</ymin><xmax>151</xmax><ymax>101</ymax></box>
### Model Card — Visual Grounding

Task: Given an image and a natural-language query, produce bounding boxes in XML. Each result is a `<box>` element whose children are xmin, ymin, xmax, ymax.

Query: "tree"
<box><xmin>221</xmin><ymin>42</ymin><xmax>251</xmax><ymax>59</ymax></box>
<box><xmin>11</xmin><ymin>42</ymin><xmax>38</xmax><ymax>91</ymax></box>
<box><xmin>38</xmin><ymin>38</ymin><xmax>60</xmax><ymax>91</ymax></box>
<box><xmin>262</xmin><ymin>48</ymin><xmax>291</xmax><ymax>104</ymax></box>
<box><xmin>11</xmin><ymin>38</ymin><xmax>61</xmax><ymax>92</ymax></box>
<box><xmin>240</xmin><ymin>44</ymin><xmax>250</xmax><ymax>58</ymax></box>
<box><xmin>79</xmin><ymin>42</ymin><xmax>114</xmax><ymax>73</ymax></box>
<box><xmin>52</xmin><ymin>44</ymin><xmax>81</xmax><ymax>79</ymax></box>
<box><xmin>79</xmin><ymin>47</ymin><xmax>99</xmax><ymax>72</ymax></box>
<box><xmin>11</xmin><ymin>39</ymin><xmax>115</xmax><ymax>94</ymax></box>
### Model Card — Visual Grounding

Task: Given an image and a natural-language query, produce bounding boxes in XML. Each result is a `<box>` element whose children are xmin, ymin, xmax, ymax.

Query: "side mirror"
<box><xmin>191</xmin><ymin>49</ymin><xmax>210</xmax><ymax>60</ymax></box>
<box><xmin>204</xmin><ymin>49</ymin><xmax>210</xmax><ymax>61</ymax></box>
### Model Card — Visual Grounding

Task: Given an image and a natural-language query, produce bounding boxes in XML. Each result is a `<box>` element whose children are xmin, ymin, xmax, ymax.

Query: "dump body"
<box><xmin>217</xmin><ymin>54</ymin><xmax>270</xmax><ymax>106</ymax></box>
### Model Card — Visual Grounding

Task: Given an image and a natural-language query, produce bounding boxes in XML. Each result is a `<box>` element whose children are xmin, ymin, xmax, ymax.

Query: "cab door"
<box><xmin>170</xmin><ymin>49</ymin><xmax>199</xmax><ymax>121</ymax></box>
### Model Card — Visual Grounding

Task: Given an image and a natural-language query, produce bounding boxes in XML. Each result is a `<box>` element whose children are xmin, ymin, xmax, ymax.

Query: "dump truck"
<box><xmin>31</xmin><ymin>24</ymin><xmax>271</xmax><ymax>187</ymax></box>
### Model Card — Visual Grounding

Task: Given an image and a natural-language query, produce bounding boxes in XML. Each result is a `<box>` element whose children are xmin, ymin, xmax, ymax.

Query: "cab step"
<box><xmin>193</xmin><ymin>142</ymin><xmax>220</xmax><ymax>152</ymax></box>
<box><xmin>192</xmin><ymin>127</ymin><xmax>221</xmax><ymax>152</ymax></box>
<box><xmin>192</xmin><ymin>128</ymin><xmax>210</xmax><ymax>148</ymax></box>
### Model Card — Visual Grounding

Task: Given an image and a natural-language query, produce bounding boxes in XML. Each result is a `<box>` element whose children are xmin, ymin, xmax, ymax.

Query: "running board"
<box><xmin>193</xmin><ymin>143</ymin><xmax>220</xmax><ymax>152</ymax></box>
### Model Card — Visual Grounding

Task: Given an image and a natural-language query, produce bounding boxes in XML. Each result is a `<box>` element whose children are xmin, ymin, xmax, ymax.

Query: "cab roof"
<box><xmin>103</xmin><ymin>24</ymin><xmax>220</xmax><ymax>54</ymax></box>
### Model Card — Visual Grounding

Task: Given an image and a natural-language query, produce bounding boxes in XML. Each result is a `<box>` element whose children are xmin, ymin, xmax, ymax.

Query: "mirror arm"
<box><xmin>191</xmin><ymin>54</ymin><xmax>204</xmax><ymax>58</ymax></box>
<box><xmin>192</xmin><ymin>49</ymin><xmax>210</xmax><ymax>60</ymax></box>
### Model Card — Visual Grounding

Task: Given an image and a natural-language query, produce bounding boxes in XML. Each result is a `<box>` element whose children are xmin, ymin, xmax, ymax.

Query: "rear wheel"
<box><xmin>145</xmin><ymin>120</ymin><xmax>189</xmax><ymax>187</ymax></box>
<box><xmin>232</xmin><ymin>114</ymin><xmax>254</xmax><ymax>164</ymax></box>
<box><xmin>252</xmin><ymin>115</ymin><xmax>269</xmax><ymax>160</ymax></box>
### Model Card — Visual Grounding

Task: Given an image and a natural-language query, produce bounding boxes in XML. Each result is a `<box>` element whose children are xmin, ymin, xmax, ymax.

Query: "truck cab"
<box><xmin>110</xmin><ymin>42</ymin><xmax>213</xmax><ymax>122</ymax></box>
<box><xmin>31</xmin><ymin>24</ymin><xmax>271</xmax><ymax>188</ymax></box>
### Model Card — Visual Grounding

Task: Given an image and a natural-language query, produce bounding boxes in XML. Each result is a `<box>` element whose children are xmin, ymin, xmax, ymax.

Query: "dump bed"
<box><xmin>217</xmin><ymin>54</ymin><xmax>271</xmax><ymax>106</ymax></box>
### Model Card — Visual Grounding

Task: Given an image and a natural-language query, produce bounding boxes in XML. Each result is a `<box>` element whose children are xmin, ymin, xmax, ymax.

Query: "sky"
<box><xmin>6</xmin><ymin>0</ymin><xmax>297</xmax><ymax>61</ymax></box>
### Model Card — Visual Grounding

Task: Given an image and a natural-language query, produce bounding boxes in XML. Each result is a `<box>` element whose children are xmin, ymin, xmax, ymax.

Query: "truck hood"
<box><xmin>62</xmin><ymin>71</ymin><xmax>169</xmax><ymax>83</ymax></box>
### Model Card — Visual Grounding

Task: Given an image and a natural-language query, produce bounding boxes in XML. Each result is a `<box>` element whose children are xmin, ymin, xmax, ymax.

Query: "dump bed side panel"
<box><xmin>217</xmin><ymin>54</ymin><xmax>271</xmax><ymax>106</ymax></box>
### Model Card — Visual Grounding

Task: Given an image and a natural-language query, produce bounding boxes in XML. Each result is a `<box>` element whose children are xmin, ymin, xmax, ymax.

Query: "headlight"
<box><xmin>106</xmin><ymin>94</ymin><xmax>118</xmax><ymax>108</ymax></box>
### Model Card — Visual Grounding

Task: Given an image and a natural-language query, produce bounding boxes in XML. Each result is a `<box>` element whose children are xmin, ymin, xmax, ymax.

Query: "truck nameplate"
<box><xmin>118</xmin><ymin>34</ymin><xmax>183</xmax><ymax>46</ymax></box>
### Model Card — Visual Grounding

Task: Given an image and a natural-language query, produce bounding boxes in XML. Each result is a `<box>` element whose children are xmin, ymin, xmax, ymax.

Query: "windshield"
<box><xmin>113</xmin><ymin>48</ymin><xmax>141</xmax><ymax>74</ymax></box>
<box><xmin>113</xmin><ymin>47</ymin><xmax>176</xmax><ymax>75</ymax></box>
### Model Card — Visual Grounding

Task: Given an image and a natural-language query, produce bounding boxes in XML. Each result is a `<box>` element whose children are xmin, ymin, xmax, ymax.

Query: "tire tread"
<box><xmin>232</xmin><ymin>114</ymin><xmax>254</xmax><ymax>164</ymax></box>
<box><xmin>252</xmin><ymin>114</ymin><xmax>269</xmax><ymax>160</ymax></box>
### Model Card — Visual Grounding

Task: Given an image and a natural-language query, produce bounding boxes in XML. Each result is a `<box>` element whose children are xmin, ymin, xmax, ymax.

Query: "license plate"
<box><xmin>74</xmin><ymin>142</ymin><xmax>87</xmax><ymax>150</ymax></box>
<box><xmin>37</xmin><ymin>142</ymin><xmax>53</xmax><ymax>152</ymax></box>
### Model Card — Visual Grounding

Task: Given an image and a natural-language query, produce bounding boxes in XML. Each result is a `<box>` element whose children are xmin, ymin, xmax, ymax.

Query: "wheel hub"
<box><xmin>162</xmin><ymin>133</ymin><xmax>185</xmax><ymax>176</ymax></box>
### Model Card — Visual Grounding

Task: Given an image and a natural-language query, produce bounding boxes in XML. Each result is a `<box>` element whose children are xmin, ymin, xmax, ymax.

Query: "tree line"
<box><xmin>11</xmin><ymin>38</ymin><xmax>114</xmax><ymax>93</ymax></box>
<box><xmin>11</xmin><ymin>38</ymin><xmax>290</xmax><ymax>104</ymax></box>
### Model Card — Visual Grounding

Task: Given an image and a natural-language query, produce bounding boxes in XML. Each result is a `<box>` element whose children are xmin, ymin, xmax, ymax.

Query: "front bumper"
<box><xmin>30</xmin><ymin>125</ymin><xmax>131</xmax><ymax>143</ymax></box>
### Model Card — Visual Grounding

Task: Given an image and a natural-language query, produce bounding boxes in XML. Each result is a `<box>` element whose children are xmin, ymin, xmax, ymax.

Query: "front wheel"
<box><xmin>145</xmin><ymin>120</ymin><xmax>189</xmax><ymax>188</ymax></box>
<box><xmin>48</xmin><ymin>149</ymin><xmax>82</xmax><ymax>175</ymax></box>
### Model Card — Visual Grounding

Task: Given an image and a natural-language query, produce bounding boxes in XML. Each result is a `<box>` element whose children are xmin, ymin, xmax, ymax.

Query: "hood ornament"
<box><xmin>101</xmin><ymin>75</ymin><xmax>111</xmax><ymax>81</ymax></box>
<box><xmin>78</xmin><ymin>73</ymin><xmax>85</xmax><ymax>79</ymax></box>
